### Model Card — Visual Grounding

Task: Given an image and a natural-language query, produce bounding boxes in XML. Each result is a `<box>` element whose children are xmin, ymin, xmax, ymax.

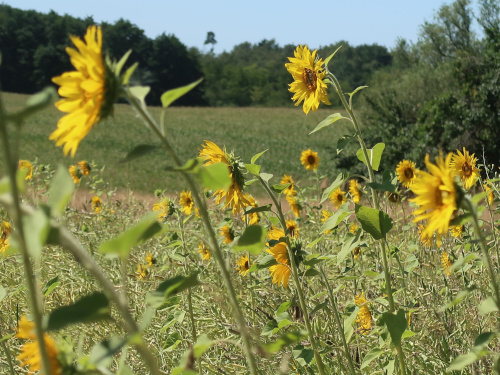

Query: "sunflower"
<box><xmin>241</xmin><ymin>194</ymin><xmax>259</xmax><ymax>225</ymax></box>
<box><xmin>153</xmin><ymin>198</ymin><xmax>175</xmax><ymax>221</ymax></box>
<box><xmin>267</xmin><ymin>242</ymin><xmax>291</xmax><ymax>288</ymax></box>
<box><xmin>285</xmin><ymin>45</ymin><xmax>331</xmax><ymax>114</ymax></box>
<box><xmin>198</xmin><ymin>242</ymin><xmax>211</xmax><ymax>261</ymax></box>
<box><xmin>285</xmin><ymin>219</ymin><xmax>299</xmax><ymax>239</ymax></box>
<box><xmin>18</xmin><ymin>160</ymin><xmax>33</xmax><ymax>181</ymax></box>
<box><xmin>220</xmin><ymin>225</ymin><xmax>234</xmax><ymax>245</ymax></box>
<box><xmin>396</xmin><ymin>160</ymin><xmax>417</xmax><ymax>188</ymax></box>
<box><xmin>16</xmin><ymin>316</ymin><xmax>61</xmax><ymax>375</ymax></box>
<box><xmin>199</xmin><ymin>140</ymin><xmax>249</xmax><ymax>215</ymax></box>
<box><xmin>321</xmin><ymin>209</ymin><xmax>332</xmax><ymax>234</ymax></box>
<box><xmin>354</xmin><ymin>292</ymin><xmax>372</xmax><ymax>335</ymax></box>
<box><xmin>484</xmin><ymin>181</ymin><xmax>495</xmax><ymax>205</ymax></box>
<box><xmin>352</xmin><ymin>246</ymin><xmax>362</xmax><ymax>260</ymax></box>
<box><xmin>179</xmin><ymin>190</ymin><xmax>195</xmax><ymax>215</ymax></box>
<box><xmin>136</xmin><ymin>264</ymin><xmax>147</xmax><ymax>279</ymax></box>
<box><xmin>0</xmin><ymin>221</ymin><xmax>12</xmax><ymax>253</ymax></box>
<box><xmin>281</xmin><ymin>174</ymin><xmax>297</xmax><ymax>196</ymax></box>
<box><xmin>267</xmin><ymin>226</ymin><xmax>286</xmax><ymax>242</ymax></box>
<box><xmin>441</xmin><ymin>251</ymin><xmax>452</xmax><ymax>277</ymax></box>
<box><xmin>349</xmin><ymin>179</ymin><xmax>362</xmax><ymax>204</ymax></box>
<box><xmin>418</xmin><ymin>224</ymin><xmax>432</xmax><ymax>247</ymax></box>
<box><xmin>236</xmin><ymin>254</ymin><xmax>251</xmax><ymax>276</ymax></box>
<box><xmin>410</xmin><ymin>153</ymin><xmax>457</xmax><ymax>247</ymax></box>
<box><xmin>330</xmin><ymin>187</ymin><xmax>347</xmax><ymax>210</ymax></box>
<box><xmin>449</xmin><ymin>225</ymin><xmax>463</xmax><ymax>238</ymax></box>
<box><xmin>300</xmin><ymin>149</ymin><xmax>320</xmax><ymax>171</ymax></box>
<box><xmin>450</xmin><ymin>147</ymin><xmax>480</xmax><ymax>190</ymax></box>
<box><xmin>50</xmin><ymin>26</ymin><xmax>115</xmax><ymax>157</ymax></box>
<box><xmin>286</xmin><ymin>195</ymin><xmax>301</xmax><ymax>218</ymax></box>
<box><xmin>91</xmin><ymin>196</ymin><xmax>103</xmax><ymax>214</ymax></box>
<box><xmin>77</xmin><ymin>161</ymin><xmax>91</xmax><ymax>176</ymax></box>
<box><xmin>349</xmin><ymin>223</ymin><xmax>359</xmax><ymax>234</ymax></box>
<box><xmin>68</xmin><ymin>165</ymin><xmax>81</xmax><ymax>183</ymax></box>
<box><xmin>145</xmin><ymin>252</ymin><xmax>155</xmax><ymax>268</ymax></box>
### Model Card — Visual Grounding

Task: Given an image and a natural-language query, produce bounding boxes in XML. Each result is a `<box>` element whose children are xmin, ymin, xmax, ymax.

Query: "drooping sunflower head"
<box><xmin>179</xmin><ymin>190</ymin><xmax>195</xmax><ymax>215</ymax></box>
<box><xmin>450</xmin><ymin>147</ymin><xmax>480</xmax><ymax>190</ymax></box>
<box><xmin>286</xmin><ymin>195</ymin><xmax>301</xmax><ymax>218</ymax></box>
<box><xmin>242</xmin><ymin>194</ymin><xmax>260</xmax><ymax>225</ymax></box>
<box><xmin>410</xmin><ymin>153</ymin><xmax>457</xmax><ymax>246</ymax></box>
<box><xmin>349</xmin><ymin>179</ymin><xmax>362</xmax><ymax>203</ymax></box>
<box><xmin>92</xmin><ymin>195</ymin><xmax>103</xmax><ymax>214</ymax></box>
<box><xmin>329</xmin><ymin>187</ymin><xmax>347</xmax><ymax>209</ymax></box>
<box><xmin>153</xmin><ymin>198</ymin><xmax>175</xmax><ymax>221</ymax></box>
<box><xmin>285</xmin><ymin>45</ymin><xmax>331</xmax><ymax>114</ymax></box>
<box><xmin>396</xmin><ymin>159</ymin><xmax>417</xmax><ymax>188</ymax></box>
<box><xmin>281</xmin><ymin>174</ymin><xmax>297</xmax><ymax>196</ymax></box>
<box><xmin>199</xmin><ymin>140</ymin><xmax>249</xmax><ymax>215</ymax></box>
<box><xmin>300</xmin><ymin>149</ymin><xmax>320</xmax><ymax>171</ymax></box>
<box><xmin>18</xmin><ymin>160</ymin><xmax>33</xmax><ymax>181</ymax></box>
<box><xmin>77</xmin><ymin>161</ymin><xmax>91</xmax><ymax>176</ymax></box>
<box><xmin>198</xmin><ymin>242</ymin><xmax>211</xmax><ymax>261</ymax></box>
<box><xmin>266</xmin><ymin>242</ymin><xmax>290</xmax><ymax>288</ymax></box>
<box><xmin>285</xmin><ymin>219</ymin><xmax>299</xmax><ymax>239</ymax></box>
<box><xmin>220</xmin><ymin>225</ymin><xmax>234</xmax><ymax>245</ymax></box>
<box><xmin>236</xmin><ymin>254</ymin><xmax>251</xmax><ymax>276</ymax></box>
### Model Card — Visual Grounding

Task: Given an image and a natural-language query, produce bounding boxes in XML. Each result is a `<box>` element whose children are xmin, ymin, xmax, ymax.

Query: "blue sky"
<box><xmin>3</xmin><ymin>0</ymin><xmax>482</xmax><ymax>53</ymax></box>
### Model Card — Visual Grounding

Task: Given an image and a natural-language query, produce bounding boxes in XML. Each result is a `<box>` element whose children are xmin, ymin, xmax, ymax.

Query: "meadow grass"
<box><xmin>2</xmin><ymin>92</ymin><xmax>348</xmax><ymax>195</ymax></box>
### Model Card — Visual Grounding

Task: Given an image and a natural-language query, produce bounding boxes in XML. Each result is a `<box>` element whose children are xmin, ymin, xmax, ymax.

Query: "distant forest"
<box><xmin>1</xmin><ymin>1</ymin><xmax>500</xmax><ymax>172</ymax></box>
<box><xmin>0</xmin><ymin>4</ymin><xmax>391</xmax><ymax>107</ymax></box>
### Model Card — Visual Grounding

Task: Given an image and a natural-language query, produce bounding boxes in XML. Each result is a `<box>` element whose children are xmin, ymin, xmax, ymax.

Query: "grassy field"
<box><xmin>2</xmin><ymin>92</ymin><xmax>349</xmax><ymax>194</ymax></box>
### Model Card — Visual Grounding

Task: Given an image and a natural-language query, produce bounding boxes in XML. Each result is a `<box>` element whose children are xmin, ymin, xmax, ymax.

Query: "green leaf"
<box><xmin>114</xmin><ymin>50</ymin><xmax>132</xmax><ymax>77</ymax></box>
<box><xmin>251</xmin><ymin>149</ymin><xmax>268</xmax><ymax>164</ymax></box>
<box><xmin>276</xmin><ymin>301</ymin><xmax>292</xmax><ymax>315</ymax></box>
<box><xmin>344</xmin><ymin>306</ymin><xmax>359</xmax><ymax>342</ymax></box>
<box><xmin>337</xmin><ymin>231</ymin><xmax>361</xmax><ymax>265</ymax></box>
<box><xmin>244</xmin><ymin>204</ymin><xmax>272</xmax><ymax>215</ymax></box>
<box><xmin>361</xmin><ymin>347</ymin><xmax>384</xmax><ymax>369</ymax></box>
<box><xmin>355</xmin><ymin>204</ymin><xmax>393</xmax><ymax>240</ymax></box>
<box><xmin>232</xmin><ymin>225</ymin><xmax>267</xmax><ymax>255</ymax></box>
<box><xmin>310</xmin><ymin>113</ymin><xmax>349</xmax><ymax>135</ymax></box>
<box><xmin>245</xmin><ymin>163</ymin><xmax>261</xmax><ymax>176</ymax></box>
<box><xmin>356</xmin><ymin>143</ymin><xmax>385</xmax><ymax>171</ymax></box>
<box><xmin>89</xmin><ymin>335</ymin><xmax>127</xmax><ymax>367</ymax></box>
<box><xmin>45</xmin><ymin>292</ymin><xmax>110</xmax><ymax>331</ymax></box>
<box><xmin>368</xmin><ymin>170</ymin><xmax>398</xmax><ymax>193</ymax></box>
<box><xmin>128</xmin><ymin>86</ymin><xmax>150</xmax><ymax>107</ymax></box>
<box><xmin>42</xmin><ymin>276</ymin><xmax>60</xmax><ymax>296</ymax></box>
<box><xmin>319</xmin><ymin>204</ymin><xmax>351</xmax><ymax>233</ymax></box>
<box><xmin>48</xmin><ymin>165</ymin><xmax>74</xmax><ymax>218</ymax></box>
<box><xmin>22</xmin><ymin>208</ymin><xmax>50</xmax><ymax>260</ymax></box>
<box><xmin>249</xmin><ymin>254</ymin><xmax>277</xmax><ymax>271</ymax></box>
<box><xmin>479</xmin><ymin>297</ymin><xmax>499</xmax><ymax>315</ymax></box>
<box><xmin>198</xmin><ymin>162</ymin><xmax>231</xmax><ymax>191</ymax></box>
<box><xmin>337</xmin><ymin>134</ymin><xmax>356</xmax><ymax>155</ymax></box>
<box><xmin>439</xmin><ymin>288</ymin><xmax>476</xmax><ymax>312</ymax></box>
<box><xmin>323</xmin><ymin>45</ymin><xmax>343</xmax><ymax>68</ymax></box>
<box><xmin>193</xmin><ymin>334</ymin><xmax>214</xmax><ymax>358</ymax></box>
<box><xmin>161</xmin><ymin>78</ymin><xmax>203</xmax><ymax>108</ymax></box>
<box><xmin>99</xmin><ymin>212</ymin><xmax>162</xmax><ymax>260</ymax></box>
<box><xmin>377</xmin><ymin>309</ymin><xmax>407</xmax><ymax>346</ymax></box>
<box><xmin>446</xmin><ymin>332</ymin><xmax>496</xmax><ymax>372</ymax></box>
<box><xmin>147</xmin><ymin>273</ymin><xmax>200</xmax><ymax>308</ymax></box>
<box><xmin>348</xmin><ymin>86</ymin><xmax>369</xmax><ymax>98</ymax></box>
<box><xmin>320</xmin><ymin>173</ymin><xmax>348</xmax><ymax>204</ymax></box>
<box><xmin>262</xmin><ymin>330</ymin><xmax>309</xmax><ymax>354</ymax></box>
<box><xmin>8</xmin><ymin>87</ymin><xmax>57</xmax><ymax>122</ymax></box>
<box><xmin>260</xmin><ymin>173</ymin><xmax>273</xmax><ymax>182</ymax></box>
<box><xmin>292</xmin><ymin>345</ymin><xmax>315</xmax><ymax>366</ymax></box>
<box><xmin>120</xmin><ymin>144</ymin><xmax>159</xmax><ymax>163</ymax></box>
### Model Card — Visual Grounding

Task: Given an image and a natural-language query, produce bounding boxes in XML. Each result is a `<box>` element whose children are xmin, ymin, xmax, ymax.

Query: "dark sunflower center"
<box><xmin>462</xmin><ymin>162</ymin><xmax>472</xmax><ymax>177</ymax></box>
<box><xmin>337</xmin><ymin>194</ymin><xmax>343</xmax><ymax>202</ymax></box>
<box><xmin>404</xmin><ymin>168</ymin><xmax>414</xmax><ymax>179</ymax></box>
<box><xmin>288</xmin><ymin>226</ymin><xmax>296</xmax><ymax>237</ymax></box>
<box><xmin>302</xmin><ymin>68</ymin><xmax>317</xmax><ymax>91</ymax></box>
<box><xmin>307</xmin><ymin>155</ymin><xmax>316</xmax><ymax>165</ymax></box>
<box><xmin>244</xmin><ymin>260</ymin><xmax>249</xmax><ymax>270</ymax></box>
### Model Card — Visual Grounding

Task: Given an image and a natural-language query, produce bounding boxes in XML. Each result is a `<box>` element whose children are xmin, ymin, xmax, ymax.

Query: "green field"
<box><xmin>2</xmin><ymin>92</ymin><xmax>348</xmax><ymax>194</ymax></box>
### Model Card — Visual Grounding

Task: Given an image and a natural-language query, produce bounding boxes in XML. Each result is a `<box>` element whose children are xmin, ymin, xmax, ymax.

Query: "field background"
<box><xmin>2</xmin><ymin>92</ymin><xmax>349</xmax><ymax>194</ymax></box>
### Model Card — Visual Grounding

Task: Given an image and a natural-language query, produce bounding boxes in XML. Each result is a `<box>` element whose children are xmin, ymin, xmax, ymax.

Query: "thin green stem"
<box><xmin>126</xmin><ymin>90</ymin><xmax>258</xmax><ymax>374</ymax></box>
<box><xmin>258</xmin><ymin>177</ymin><xmax>326</xmax><ymax>375</ymax></box>
<box><xmin>0</xmin><ymin>324</ymin><xmax>16</xmax><ymax>375</ymax></box>
<box><xmin>319</xmin><ymin>267</ymin><xmax>358</xmax><ymax>375</ymax></box>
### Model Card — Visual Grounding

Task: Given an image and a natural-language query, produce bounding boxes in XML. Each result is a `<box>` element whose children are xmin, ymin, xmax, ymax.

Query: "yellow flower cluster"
<box><xmin>354</xmin><ymin>292</ymin><xmax>372</xmax><ymax>335</ymax></box>
<box><xmin>198</xmin><ymin>242</ymin><xmax>211</xmax><ymax>261</ymax></box>
<box><xmin>136</xmin><ymin>251</ymin><xmax>155</xmax><ymax>279</ymax></box>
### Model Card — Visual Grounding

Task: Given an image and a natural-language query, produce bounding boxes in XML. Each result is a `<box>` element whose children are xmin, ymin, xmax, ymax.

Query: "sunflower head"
<box><xmin>18</xmin><ymin>160</ymin><xmax>33</xmax><ymax>180</ymax></box>
<box><xmin>484</xmin><ymin>181</ymin><xmax>495</xmax><ymax>205</ymax></box>
<box><xmin>77</xmin><ymin>161</ymin><xmax>91</xmax><ymax>176</ymax></box>
<box><xmin>410</xmin><ymin>153</ymin><xmax>457</xmax><ymax>246</ymax></box>
<box><xmin>236</xmin><ymin>254</ymin><xmax>251</xmax><ymax>276</ymax></box>
<box><xmin>153</xmin><ymin>198</ymin><xmax>176</xmax><ymax>221</ymax></box>
<box><xmin>329</xmin><ymin>187</ymin><xmax>347</xmax><ymax>209</ymax></box>
<box><xmin>286</xmin><ymin>195</ymin><xmax>301</xmax><ymax>218</ymax></box>
<box><xmin>198</xmin><ymin>242</ymin><xmax>211</xmax><ymax>261</ymax></box>
<box><xmin>92</xmin><ymin>195</ymin><xmax>103</xmax><ymax>214</ymax></box>
<box><xmin>450</xmin><ymin>147</ymin><xmax>480</xmax><ymax>190</ymax></box>
<box><xmin>179</xmin><ymin>190</ymin><xmax>195</xmax><ymax>215</ymax></box>
<box><xmin>0</xmin><ymin>221</ymin><xmax>12</xmax><ymax>253</ymax></box>
<box><xmin>220</xmin><ymin>225</ymin><xmax>234</xmax><ymax>245</ymax></box>
<box><xmin>349</xmin><ymin>179</ymin><xmax>362</xmax><ymax>203</ymax></box>
<box><xmin>285</xmin><ymin>45</ymin><xmax>331</xmax><ymax>114</ymax></box>
<box><xmin>281</xmin><ymin>174</ymin><xmax>297</xmax><ymax>196</ymax></box>
<box><xmin>354</xmin><ymin>292</ymin><xmax>372</xmax><ymax>335</ymax></box>
<box><xmin>300</xmin><ymin>149</ymin><xmax>320</xmax><ymax>171</ymax></box>
<box><xmin>266</xmin><ymin>242</ymin><xmax>290</xmax><ymax>288</ymax></box>
<box><xmin>285</xmin><ymin>219</ymin><xmax>299</xmax><ymax>239</ymax></box>
<box><xmin>242</xmin><ymin>194</ymin><xmax>260</xmax><ymax>225</ymax></box>
<box><xmin>449</xmin><ymin>225</ymin><xmax>463</xmax><ymax>238</ymax></box>
<box><xmin>396</xmin><ymin>160</ymin><xmax>417</xmax><ymax>188</ymax></box>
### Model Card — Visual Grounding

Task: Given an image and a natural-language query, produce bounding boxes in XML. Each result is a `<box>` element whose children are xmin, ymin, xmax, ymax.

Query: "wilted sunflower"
<box><xmin>441</xmin><ymin>251</ymin><xmax>452</xmax><ymax>277</ymax></box>
<box><xmin>286</xmin><ymin>195</ymin><xmax>301</xmax><ymax>218</ymax></box>
<box><xmin>330</xmin><ymin>187</ymin><xmax>347</xmax><ymax>209</ymax></box>
<box><xmin>285</xmin><ymin>219</ymin><xmax>299</xmax><ymax>239</ymax></box>
<box><xmin>236</xmin><ymin>254</ymin><xmax>251</xmax><ymax>276</ymax></box>
<box><xmin>18</xmin><ymin>160</ymin><xmax>33</xmax><ymax>181</ymax></box>
<box><xmin>450</xmin><ymin>147</ymin><xmax>480</xmax><ymax>190</ymax></box>
<box><xmin>220</xmin><ymin>225</ymin><xmax>234</xmax><ymax>245</ymax></box>
<box><xmin>300</xmin><ymin>149</ymin><xmax>320</xmax><ymax>171</ymax></box>
<box><xmin>396</xmin><ymin>159</ymin><xmax>417</xmax><ymax>188</ymax></box>
<box><xmin>198</xmin><ymin>242</ymin><xmax>211</xmax><ymax>261</ymax></box>
<box><xmin>285</xmin><ymin>45</ymin><xmax>331</xmax><ymax>114</ymax></box>
<box><xmin>179</xmin><ymin>190</ymin><xmax>195</xmax><ymax>215</ymax></box>
<box><xmin>267</xmin><ymin>242</ymin><xmax>291</xmax><ymax>288</ymax></box>
<box><xmin>16</xmin><ymin>315</ymin><xmax>61</xmax><ymax>375</ymax></box>
<box><xmin>281</xmin><ymin>174</ymin><xmax>297</xmax><ymax>196</ymax></box>
<box><xmin>199</xmin><ymin>140</ymin><xmax>249</xmax><ymax>215</ymax></box>
<box><xmin>349</xmin><ymin>179</ymin><xmax>362</xmax><ymax>204</ymax></box>
<box><xmin>354</xmin><ymin>292</ymin><xmax>372</xmax><ymax>335</ymax></box>
<box><xmin>0</xmin><ymin>221</ymin><xmax>11</xmax><ymax>253</ymax></box>
<box><xmin>410</xmin><ymin>153</ymin><xmax>457</xmax><ymax>247</ymax></box>
<box><xmin>91</xmin><ymin>196</ymin><xmax>103</xmax><ymax>214</ymax></box>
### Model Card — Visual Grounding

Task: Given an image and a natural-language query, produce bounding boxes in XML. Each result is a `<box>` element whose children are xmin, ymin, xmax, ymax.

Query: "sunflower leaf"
<box><xmin>348</xmin><ymin>86</ymin><xmax>369</xmax><ymax>98</ymax></box>
<box><xmin>355</xmin><ymin>204</ymin><xmax>392</xmax><ymax>240</ymax></box>
<box><xmin>320</xmin><ymin>172</ymin><xmax>348</xmax><ymax>204</ymax></box>
<box><xmin>245</xmin><ymin>163</ymin><xmax>261</xmax><ymax>176</ymax></box>
<box><xmin>232</xmin><ymin>225</ymin><xmax>267</xmax><ymax>255</ymax></box>
<box><xmin>197</xmin><ymin>162</ymin><xmax>231</xmax><ymax>191</ymax></box>
<box><xmin>48</xmin><ymin>165</ymin><xmax>74</xmax><ymax>218</ymax></box>
<box><xmin>377</xmin><ymin>309</ymin><xmax>407</xmax><ymax>347</ymax></box>
<box><xmin>251</xmin><ymin>149</ymin><xmax>268</xmax><ymax>164</ymax></box>
<box><xmin>319</xmin><ymin>203</ymin><xmax>351</xmax><ymax>233</ymax></box>
<box><xmin>337</xmin><ymin>134</ymin><xmax>356</xmax><ymax>154</ymax></box>
<box><xmin>261</xmin><ymin>330</ymin><xmax>309</xmax><ymax>354</ymax></box>
<box><xmin>147</xmin><ymin>273</ymin><xmax>200</xmax><ymax>308</ymax></box>
<box><xmin>356</xmin><ymin>143</ymin><xmax>385</xmax><ymax>171</ymax></box>
<box><xmin>310</xmin><ymin>113</ymin><xmax>349</xmax><ymax>135</ymax></box>
<box><xmin>120</xmin><ymin>144</ymin><xmax>159</xmax><ymax>163</ymax></box>
<box><xmin>161</xmin><ymin>78</ymin><xmax>203</xmax><ymax>108</ymax></box>
<box><xmin>244</xmin><ymin>204</ymin><xmax>272</xmax><ymax>215</ymax></box>
<box><xmin>323</xmin><ymin>45</ymin><xmax>343</xmax><ymax>68</ymax></box>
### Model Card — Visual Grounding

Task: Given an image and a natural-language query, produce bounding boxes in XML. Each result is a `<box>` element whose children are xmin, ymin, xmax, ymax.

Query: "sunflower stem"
<box><xmin>126</xmin><ymin>89</ymin><xmax>259</xmax><ymax>375</ymax></box>
<box><xmin>257</xmin><ymin>176</ymin><xmax>327</xmax><ymax>375</ymax></box>
<box><xmin>0</xmin><ymin>93</ymin><xmax>54</xmax><ymax>375</ymax></box>
<box><xmin>326</xmin><ymin>71</ymin><xmax>406</xmax><ymax>375</ymax></box>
